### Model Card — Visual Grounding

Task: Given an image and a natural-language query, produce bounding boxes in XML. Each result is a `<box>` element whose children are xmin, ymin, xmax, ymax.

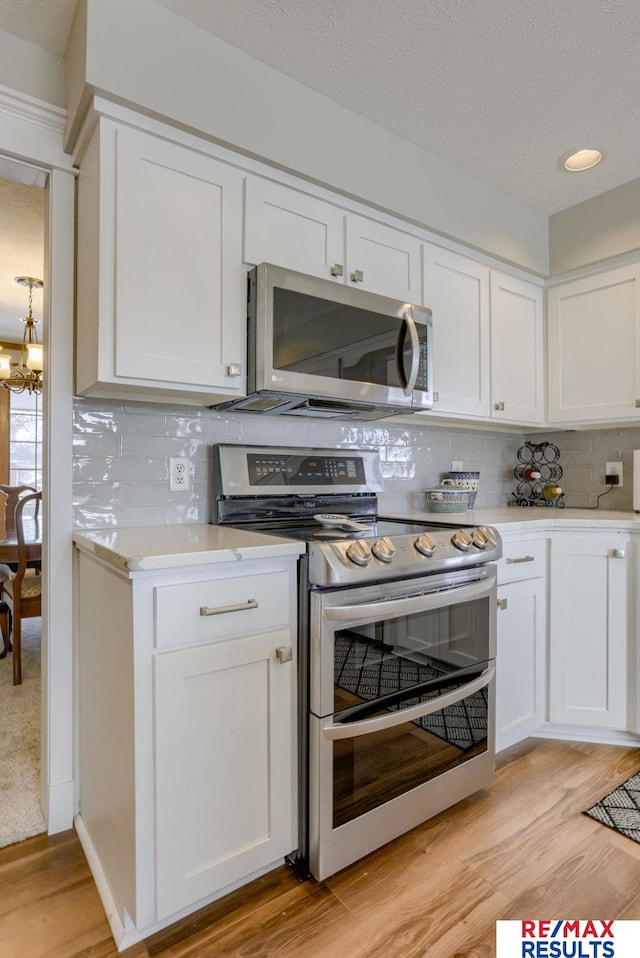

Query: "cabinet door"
<box><xmin>113</xmin><ymin>126</ymin><xmax>245</xmax><ymax>393</ymax></box>
<box><xmin>547</xmin><ymin>264</ymin><xmax>640</xmax><ymax>423</ymax></box>
<box><xmin>244</xmin><ymin>176</ymin><xmax>345</xmax><ymax>281</ymax></box>
<box><xmin>345</xmin><ymin>216</ymin><xmax>422</xmax><ymax>302</ymax></box>
<box><xmin>423</xmin><ymin>245</ymin><xmax>490</xmax><ymax>417</ymax></box>
<box><xmin>490</xmin><ymin>271</ymin><xmax>544</xmax><ymax>424</ymax></box>
<box><xmin>549</xmin><ymin>538</ymin><xmax>627</xmax><ymax>728</ymax></box>
<box><xmin>496</xmin><ymin>577</ymin><xmax>545</xmax><ymax>752</ymax></box>
<box><xmin>154</xmin><ymin>629</ymin><xmax>297</xmax><ymax>920</ymax></box>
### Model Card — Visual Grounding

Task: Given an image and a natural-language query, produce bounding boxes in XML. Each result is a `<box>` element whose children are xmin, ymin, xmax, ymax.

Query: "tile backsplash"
<box><xmin>531</xmin><ymin>427</ymin><xmax>640</xmax><ymax>511</ymax></box>
<box><xmin>72</xmin><ymin>398</ymin><xmax>524</xmax><ymax>528</ymax></box>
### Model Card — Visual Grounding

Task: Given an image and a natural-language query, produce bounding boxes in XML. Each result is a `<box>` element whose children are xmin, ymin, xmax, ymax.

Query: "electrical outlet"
<box><xmin>605</xmin><ymin>461</ymin><xmax>623</xmax><ymax>486</ymax></box>
<box><xmin>169</xmin><ymin>457</ymin><xmax>190</xmax><ymax>491</ymax></box>
<box><xmin>451</xmin><ymin>460</ymin><xmax>464</xmax><ymax>471</ymax></box>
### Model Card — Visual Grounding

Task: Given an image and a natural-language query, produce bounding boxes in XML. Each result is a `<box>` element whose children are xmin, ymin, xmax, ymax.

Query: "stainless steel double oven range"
<box><xmin>212</xmin><ymin>445</ymin><xmax>502</xmax><ymax>881</ymax></box>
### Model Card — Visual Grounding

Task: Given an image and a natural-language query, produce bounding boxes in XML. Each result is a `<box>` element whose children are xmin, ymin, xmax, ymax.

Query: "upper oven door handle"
<box><xmin>322</xmin><ymin>664</ymin><xmax>495</xmax><ymax>740</ymax></box>
<box><xmin>323</xmin><ymin>575</ymin><xmax>495</xmax><ymax>623</ymax></box>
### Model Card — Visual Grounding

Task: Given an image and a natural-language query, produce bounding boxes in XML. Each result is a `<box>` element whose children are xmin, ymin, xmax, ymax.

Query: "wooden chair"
<box><xmin>0</xmin><ymin>491</ymin><xmax>42</xmax><ymax>685</ymax></box>
<box><xmin>0</xmin><ymin>484</ymin><xmax>39</xmax><ymax>537</ymax></box>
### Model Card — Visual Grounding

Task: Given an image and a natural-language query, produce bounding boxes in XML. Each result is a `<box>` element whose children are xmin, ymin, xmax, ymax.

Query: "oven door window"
<box><xmin>331</xmin><ymin>595</ymin><xmax>492</xmax><ymax>828</ymax></box>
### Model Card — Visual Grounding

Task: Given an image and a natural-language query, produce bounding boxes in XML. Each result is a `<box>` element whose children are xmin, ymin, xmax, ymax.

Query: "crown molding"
<box><xmin>0</xmin><ymin>82</ymin><xmax>65</xmax><ymax>134</ymax></box>
<box><xmin>0</xmin><ymin>82</ymin><xmax>73</xmax><ymax>173</ymax></box>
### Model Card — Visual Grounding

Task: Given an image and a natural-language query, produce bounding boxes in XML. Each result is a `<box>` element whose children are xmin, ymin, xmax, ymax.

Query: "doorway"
<box><xmin>0</xmin><ymin>172</ymin><xmax>46</xmax><ymax>845</ymax></box>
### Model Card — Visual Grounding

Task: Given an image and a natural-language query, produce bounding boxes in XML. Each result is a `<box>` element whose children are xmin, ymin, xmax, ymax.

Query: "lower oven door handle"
<box><xmin>322</xmin><ymin>664</ymin><xmax>495</xmax><ymax>740</ymax></box>
<box><xmin>324</xmin><ymin>576</ymin><xmax>494</xmax><ymax>622</ymax></box>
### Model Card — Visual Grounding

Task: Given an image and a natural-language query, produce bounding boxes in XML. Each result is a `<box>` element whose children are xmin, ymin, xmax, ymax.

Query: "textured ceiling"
<box><xmin>1</xmin><ymin>0</ymin><xmax>640</xmax><ymax>214</ymax></box>
<box><xmin>0</xmin><ymin>177</ymin><xmax>44</xmax><ymax>343</ymax></box>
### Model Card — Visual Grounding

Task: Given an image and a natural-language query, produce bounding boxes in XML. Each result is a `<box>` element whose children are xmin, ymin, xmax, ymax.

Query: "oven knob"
<box><xmin>414</xmin><ymin>532</ymin><xmax>436</xmax><ymax>557</ymax></box>
<box><xmin>451</xmin><ymin>530</ymin><xmax>472</xmax><ymax>552</ymax></box>
<box><xmin>477</xmin><ymin>525</ymin><xmax>498</xmax><ymax>548</ymax></box>
<box><xmin>372</xmin><ymin>536</ymin><xmax>396</xmax><ymax>563</ymax></box>
<box><xmin>346</xmin><ymin>539</ymin><xmax>372</xmax><ymax>566</ymax></box>
<box><xmin>471</xmin><ymin>527</ymin><xmax>490</xmax><ymax>549</ymax></box>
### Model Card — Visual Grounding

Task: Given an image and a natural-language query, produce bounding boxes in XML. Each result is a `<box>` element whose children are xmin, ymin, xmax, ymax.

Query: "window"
<box><xmin>9</xmin><ymin>390</ymin><xmax>42</xmax><ymax>488</ymax></box>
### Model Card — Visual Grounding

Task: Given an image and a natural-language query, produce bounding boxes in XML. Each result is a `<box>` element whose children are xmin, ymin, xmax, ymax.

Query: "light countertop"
<box><xmin>73</xmin><ymin>524</ymin><xmax>306</xmax><ymax>573</ymax></box>
<box><xmin>392</xmin><ymin>507</ymin><xmax>640</xmax><ymax>533</ymax></box>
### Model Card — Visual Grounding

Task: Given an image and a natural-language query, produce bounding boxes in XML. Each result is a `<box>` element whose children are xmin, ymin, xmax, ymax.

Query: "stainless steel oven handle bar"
<box><xmin>323</xmin><ymin>576</ymin><xmax>494</xmax><ymax>623</ymax></box>
<box><xmin>322</xmin><ymin>664</ymin><xmax>495</xmax><ymax>740</ymax></box>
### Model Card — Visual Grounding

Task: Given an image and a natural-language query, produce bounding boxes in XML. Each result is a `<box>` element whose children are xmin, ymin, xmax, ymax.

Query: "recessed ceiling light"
<box><xmin>563</xmin><ymin>148</ymin><xmax>603</xmax><ymax>172</ymax></box>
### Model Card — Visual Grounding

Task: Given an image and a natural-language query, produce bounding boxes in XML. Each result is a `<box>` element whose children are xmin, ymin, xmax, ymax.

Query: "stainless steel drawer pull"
<box><xmin>612</xmin><ymin>549</ymin><xmax>626</xmax><ymax>559</ymax></box>
<box><xmin>494</xmin><ymin>401</ymin><xmax>505</xmax><ymax>411</ymax></box>
<box><xmin>330</xmin><ymin>263</ymin><xmax>344</xmax><ymax>277</ymax></box>
<box><xmin>497</xmin><ymin>598</ymin><xmax>508</xmax><ymax>610</ymax></box>
<box><xmin>199</xmin><ymin>599</ymin><xmax>258</xmax><ymax>616</ymax></box>
<box><xmin>275</xmin><ymin>646</ymin><xmax>293</xmax><ymax>664</ymax></box>
<box><xmin>506</xmin><ymin>555</ymin><xmax>535</xmax><ymax>564</ymax></box>
<box><xmin>350</xmin><ymin>269</ymin><xmax>364</xmax><ymax>283</ymax></box>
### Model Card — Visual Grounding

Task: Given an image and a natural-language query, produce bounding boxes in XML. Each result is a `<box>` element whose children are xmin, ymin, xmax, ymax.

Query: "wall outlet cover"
<box><xmin>169</xmin><ymin>457</ymin><xmax>191</xmax><ymax>491</ymax></box>
<box><xmin>605</xmin><ymin>461</ymin><xmax>623</xmax><ymax>487</ymax></box>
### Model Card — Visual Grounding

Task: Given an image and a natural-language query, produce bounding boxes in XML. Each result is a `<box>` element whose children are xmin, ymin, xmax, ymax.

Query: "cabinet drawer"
<box><xmin>496</xmin><ymin>538</ymin><xmax>545</xmax><ymax>584</ymax></box>
<box><xmin>154</xmin><ymin>569</ymin><xmax>290</xmax><ymax>649</ymax></box>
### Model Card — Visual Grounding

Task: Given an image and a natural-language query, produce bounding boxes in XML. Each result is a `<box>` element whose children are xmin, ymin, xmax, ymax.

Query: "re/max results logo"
<box><xmin>496</xmin><ymin>921</ymin><xmax>640</xmax><ymax>957</ymax></box>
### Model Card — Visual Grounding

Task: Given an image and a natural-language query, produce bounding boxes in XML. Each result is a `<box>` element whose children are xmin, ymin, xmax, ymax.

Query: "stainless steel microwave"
<box><xmin>213</xmin><ymin>263</ymin><xmax>433</xmax><ymax>420</ymax></box>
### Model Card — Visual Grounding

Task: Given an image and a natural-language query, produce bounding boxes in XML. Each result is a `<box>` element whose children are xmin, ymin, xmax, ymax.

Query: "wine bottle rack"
<box><xmin>511</xmin><ymin>441</ymin><xmax>565</xmax><ymax>508</ymax></box>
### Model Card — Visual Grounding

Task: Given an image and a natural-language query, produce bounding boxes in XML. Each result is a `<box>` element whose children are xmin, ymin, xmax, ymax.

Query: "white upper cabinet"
<box><xmin>76</xmin><ymin>120</ymin><xmax>246</xmax><ymax>404</ymax></box>
<box><xmin>423</xmin><ymin>245</ymin><xmax>491</xmax><ymax>417</ymax></box>
<box><xmin>244</xmin><ymin>176</ymin><xmax>345</xmax><ymax>281</ymax></box>
<box><xmin>490</xmin><ymin>271</ymin><xmax>544</xmax><ymax>425</ymax></box>
<box><xmin>344</xmin><ymin>215</ymin><xmax>422</xmax><ymax>302</ymax></box>
<box><xmin>244</xmin><ymin>177</ymin><xmax>422</xmax><ymax>302</ymax></box>
<box><xmin>547</xmin><ymin>263</ymin><xmax>640</xmax><ymax>424</ymax></box>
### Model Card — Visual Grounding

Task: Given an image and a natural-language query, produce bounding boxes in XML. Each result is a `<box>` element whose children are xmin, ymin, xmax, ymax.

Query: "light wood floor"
<box><xmin>3</xmin><ymin>738</ymin><xmax>640</xmax><ymax>957</ymax></box>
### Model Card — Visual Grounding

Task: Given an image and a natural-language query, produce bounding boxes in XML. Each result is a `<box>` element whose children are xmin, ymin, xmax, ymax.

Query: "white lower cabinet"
<box><xmin>154</xmin><ymin>628</ymin><xmax>296</xmax><ymax>920</ymax></box>
<box><xmin>548</xmin><ymin>536</ymin><xmax>629</xmax><ymax>729</ymax></box>
<box><xmin>495</xmin><ymin>537</ymin><xmax>546</xmax><ymax>751</ymax></box>
<box><xmin>76</xmin><ymin>548</ymin><xmax>299</xmax><ymax>943</ymax></box>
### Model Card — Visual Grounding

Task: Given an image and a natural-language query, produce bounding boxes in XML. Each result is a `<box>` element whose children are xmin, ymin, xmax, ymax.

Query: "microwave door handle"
<box><xmin>396</xmin><ymin>309</ymin><xmax>420</xmax><ymax>397</ymax></box>
<box><xmin>322</xmin><ymin>664</ymin><xmax>495</xmax><ymax>740</ymax></box>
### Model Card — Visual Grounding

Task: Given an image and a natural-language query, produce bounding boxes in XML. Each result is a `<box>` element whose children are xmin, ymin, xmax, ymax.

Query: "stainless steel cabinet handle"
<box><xmin>330</xmin><ymin>263</ymin><xmax>344</xmax><ymax>277</ymax></box>
<box><xmin>433</xmin><ymin>391</ymin><xmax>439</xmax><ymax>403</ymax></box>
<box><xmin>350</xmin><ymin>269</ymin><xmax>364</xmax><ymax>283</ymax></box>
<box><xmin>275</xmin><ymin>646</ymin><xmax>293</xmax><ymax>664</ymax></box>
<box><xmin>506</xmin><ymin>555</ymin><xmax>535</xmax><ymax>564</ymax></box>
<box><xmin>612</xmin><ymin>549</ymin><xmax>626</xmax><ymax>559</ymax></box>
<box><xmin>199</xmin><ymin>599</ymin><xmax>258</xmax><ymax>616</ymax></box>
<box><xmin>494</xmin><ymin>401</ymin><xmax>505</xmax><ymax>411</ymax></box>
<box><xmin>226</xmin><ymin>362</ymin><xmax>242</xmax><ymax>377</ymax></box>
<box><xmin>497</xmin><ymin>598</ymin><xmax>508</xmax><ymax>610</ymax></box>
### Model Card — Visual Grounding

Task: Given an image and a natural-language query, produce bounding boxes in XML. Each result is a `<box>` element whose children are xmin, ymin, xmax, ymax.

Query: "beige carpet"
<box><xmin>0</xmin><ymin>618</ymin><xmax>47</xmax><ymax>848</ymax></box>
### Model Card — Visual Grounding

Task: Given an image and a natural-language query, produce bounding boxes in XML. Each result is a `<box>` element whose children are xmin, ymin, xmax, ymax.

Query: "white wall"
<box><xmin>549</xmin><ymin>178</ymin><xmax>640</xmax><ymax>275</ymax></box>
<box><xmin>0</xmin><ymin>30</ymin><xmax>64</xmax><ymax>107</ymax></box>
<box><xmin>65</xmin><ymin>0</ymin><xmax>549</xmax><ymax>276</ymax></box>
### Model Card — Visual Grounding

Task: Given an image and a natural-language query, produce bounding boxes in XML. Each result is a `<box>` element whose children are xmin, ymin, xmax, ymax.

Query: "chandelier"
<box><xmin>0</xmin><ymin>277</ymin><xmax>44</xmax><ymax>395</ymax></box>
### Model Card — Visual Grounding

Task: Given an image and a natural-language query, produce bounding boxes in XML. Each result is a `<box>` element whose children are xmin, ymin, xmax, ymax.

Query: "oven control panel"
<box><xmin>310</xmin><ymin>526</ymin><xmax>502</xmax><ymax>585</ymax></box>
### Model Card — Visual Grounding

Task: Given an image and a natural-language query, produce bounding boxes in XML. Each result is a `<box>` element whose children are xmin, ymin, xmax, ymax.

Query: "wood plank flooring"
<box><xmin>3</xmin><ymin>738</ymin><xmax>640</xmax><ymax>957</ymax></box>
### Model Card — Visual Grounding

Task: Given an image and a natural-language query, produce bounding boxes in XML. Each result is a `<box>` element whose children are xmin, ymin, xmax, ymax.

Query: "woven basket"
<box><xmin>425</xmin><ymin>488</ymin><xmax>471</xmax><ymax>513</ymax></box>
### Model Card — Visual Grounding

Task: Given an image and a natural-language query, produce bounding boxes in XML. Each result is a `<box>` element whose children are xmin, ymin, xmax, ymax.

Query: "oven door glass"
<box><xmin>326</xmin><ymin>593</ymin><xmax>493</xmax><ymax>828</ymax></box>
